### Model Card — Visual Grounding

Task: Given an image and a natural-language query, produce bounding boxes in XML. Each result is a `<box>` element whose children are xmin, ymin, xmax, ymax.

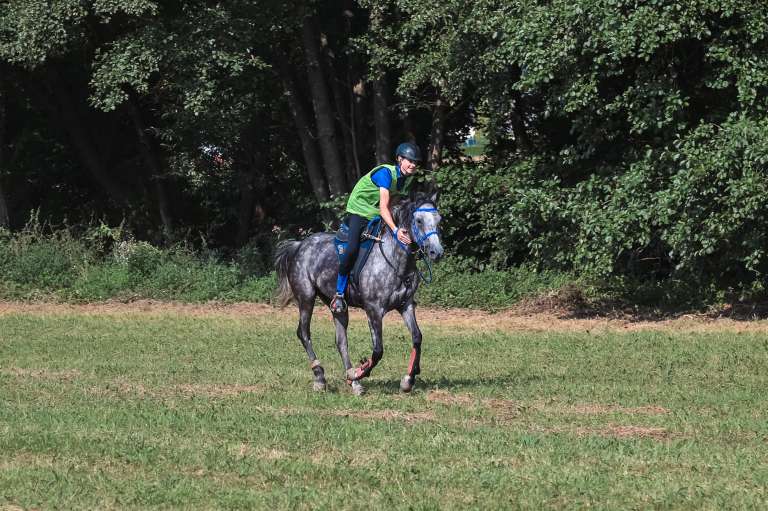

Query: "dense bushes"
<box><xmin>0</xmin><ymin>219</ymin><xmax>581</xmax><ymax>310</ymax></box>
<box><xmin>0</xmin><ymin>220</ymin><xmax>276</xmax><ymax>303</ymax></box>
<box><xmin>437</xmin><ymin>116</ymin><xmax>768</xmax><ymax>298</ymax></box>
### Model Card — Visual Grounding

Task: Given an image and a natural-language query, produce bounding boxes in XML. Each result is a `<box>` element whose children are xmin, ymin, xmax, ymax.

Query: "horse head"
<box><xmin>393</xmin><ymin>191</ymin><xmax>444</xmax><ymax>262</ymax></box>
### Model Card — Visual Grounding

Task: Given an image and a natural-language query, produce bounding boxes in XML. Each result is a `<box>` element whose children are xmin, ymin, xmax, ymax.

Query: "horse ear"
<box><xmin>429</xmin><ymin>189</ymin><xmax>439</xmax><ymax>204</ymax></box>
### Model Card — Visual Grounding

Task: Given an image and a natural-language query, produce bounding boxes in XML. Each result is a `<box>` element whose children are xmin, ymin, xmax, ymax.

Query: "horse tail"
<box><xmin>274</xmin><ymin>240</ymin><xmax>301</xmax><ymax>307</ymax></box>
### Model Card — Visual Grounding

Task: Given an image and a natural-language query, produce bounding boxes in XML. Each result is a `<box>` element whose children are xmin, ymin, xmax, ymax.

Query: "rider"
<box><xmin>331</xmin><ymin>142</ymin><xmax>422</xmax><ymax>313</ymax></box>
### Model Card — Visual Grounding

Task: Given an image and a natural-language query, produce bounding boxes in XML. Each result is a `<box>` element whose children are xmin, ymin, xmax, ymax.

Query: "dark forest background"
<box><xmin>2</xmin><ymin>0</ymin><xmax>768</xmax><ymax>303</ymax></box>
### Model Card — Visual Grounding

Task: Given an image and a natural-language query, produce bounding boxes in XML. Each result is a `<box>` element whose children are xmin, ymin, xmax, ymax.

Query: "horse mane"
<box><xmin>392</xmin><ymin>191</ymin><xmax>436</xmax><ymax>230</ymax></box>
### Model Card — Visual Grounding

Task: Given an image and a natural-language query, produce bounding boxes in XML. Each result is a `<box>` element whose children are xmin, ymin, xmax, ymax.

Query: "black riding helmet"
<box><xmin>395</xmin><ymin>142</ymin><xmax>422</xmax><ymax>162</ymax></box>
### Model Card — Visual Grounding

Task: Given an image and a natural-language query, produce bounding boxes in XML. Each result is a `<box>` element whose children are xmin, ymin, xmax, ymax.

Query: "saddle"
<box><xmin>334</xmin><ymin>216</ymin><xmax>383</xmax><ymax>286</ymax></box>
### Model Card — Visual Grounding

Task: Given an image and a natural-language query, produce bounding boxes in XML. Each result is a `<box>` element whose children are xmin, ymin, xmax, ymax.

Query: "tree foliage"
<box><xmin>2</xmin><ymin>0</ymin><xmax>768</xmax><ymax>294</ymax></box>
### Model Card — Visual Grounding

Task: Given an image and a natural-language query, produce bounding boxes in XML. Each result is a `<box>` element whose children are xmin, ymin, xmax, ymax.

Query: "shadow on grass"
<box><xmin>362</xmin><ymin>375</ymin><xmax>521</xmax><ymax>394</ymax></box>
<box><xmin>517</xmin><ymin>280</ymin><xmax>768</xmax><ymax>322</ymax></box>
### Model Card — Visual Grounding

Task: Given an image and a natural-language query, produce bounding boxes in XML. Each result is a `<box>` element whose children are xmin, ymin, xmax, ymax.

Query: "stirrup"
<box><xmin>330</xmin><ymin>293</ymin><xmax>347</xmax><ymax>313</ymax></box>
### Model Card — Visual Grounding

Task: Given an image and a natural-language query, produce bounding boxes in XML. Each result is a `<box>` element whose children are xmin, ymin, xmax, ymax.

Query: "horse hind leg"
<box><xmin>296</xmin><ymin>299</ymin><xmax>327</xmax><ymax>391</ymax></box>
<box><xmin>332</xmin><ymin>309</ymin><xmax>364</xmax><ymax>396</ymax></box>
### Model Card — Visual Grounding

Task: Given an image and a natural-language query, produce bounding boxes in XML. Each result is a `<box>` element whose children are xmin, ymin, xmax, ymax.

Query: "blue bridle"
<box><xmin>390</xmin><ymin>206</ymin><xmax>440</xmax><ymax>251</ymax></box>
<box><xmin>383</xmin><ymin>205</ymin><xmax>440</xmax><ymax>285</ymax></box>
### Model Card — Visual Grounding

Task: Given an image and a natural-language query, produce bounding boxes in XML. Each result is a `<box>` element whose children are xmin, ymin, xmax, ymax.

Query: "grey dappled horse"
<box><xmin>275</xmin><ymin>192</ymin><xmax>444</xmax><ymax>395</ymax></box>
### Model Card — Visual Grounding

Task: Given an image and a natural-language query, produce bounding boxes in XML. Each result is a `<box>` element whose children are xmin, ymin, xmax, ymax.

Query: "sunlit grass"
<box><xmin>1</xmin><ymin>311</ymin><xmax>767</xmax><ymax>509</ymax></box>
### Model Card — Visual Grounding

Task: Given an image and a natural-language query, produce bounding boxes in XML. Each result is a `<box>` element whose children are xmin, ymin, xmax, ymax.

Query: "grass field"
<box><xmin>1</xmin><ymin>304</ymin><xmax>767</xmax><ymax>509</ymax></box>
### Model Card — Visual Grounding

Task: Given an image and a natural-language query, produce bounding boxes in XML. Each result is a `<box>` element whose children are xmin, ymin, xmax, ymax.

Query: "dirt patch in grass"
<box><xmin>2</xmin><ymin>367</ymin><xmax>81</xmax><ymax>381</ymax></box>
<box><xmin>3</xmin><ymin>299</ymin><xmax>768</xmax><ymax>333</ymax></box>
<box><xmin>308</xmin><ymin>446</ymin><xmax>345</xmax><ymax>466</ymax></box>
<box><xmin>426</xmin><ymin>390</ymin><xmax>476</xmax><ymax>407</ymax></box>
<box><xmin>0</xmin><ymin>452</ymin><xmax>56</xmax><ymax>470</ymax></box>
<box><xmin>566</xmin><ymin>404</ymin><xmax>669</xmax><ymax>415</ymax></box>
<box><xmin>256</xmin><ymin>448</ymin><xmax>290</xmax><ymax>461</ymax></box>
<box><xmin>485</xmin><ymin>398</ymin><xmax>525</xmax><ymax>421</ymax></box>
<box><xmin>427</xmin><ymin>390</ymin><xmax>523</xmax><ymax>421</ymax></box>
<box><xmin>0</xmin><ymin>300</ymin><xmax>276</xmax><ymax>318</ymax></box>
<box><xmin>604</xmin><ymin>425</ymin><xmax>670</xmax><ymax>439</ymax></box>
<box><xmin>90</xmin><ymin>380</ymin><xmax>265</xmax><ymax>399</ymax></box>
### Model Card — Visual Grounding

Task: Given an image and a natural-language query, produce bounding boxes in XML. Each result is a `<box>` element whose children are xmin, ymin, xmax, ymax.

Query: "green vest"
<box><xmin>346</xmin><ymin>164</ymin><xmax>411</xmax><ymax>220</ymax></box>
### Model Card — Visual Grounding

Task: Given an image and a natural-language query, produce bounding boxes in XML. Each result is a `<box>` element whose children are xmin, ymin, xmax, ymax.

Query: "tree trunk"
<box><xmin>301</xmin><ymin>15</ymin><xmax>347</xmax><ymax>195</ymax></box>
<box><xmin>125</xmin><ymin>91</ymin><xmax>174</xmax><ymax>240</ymax></box>
<box><xmin>0</xmin><ymin>81</ymin><xmax>8</xmax><ymax>228</ymax></box>
<box><xmin>235</xmin><ymin>155</ymin><xmax>258</xmax><ymax>247</ymax></box>
<box><xmin>46</xmin><ymin>72</ymin><xmax>133</xmax><ymax>205</ymax></box>
<box><xmin>277</xmin><ymin>53</ymin><xmax>330</xmax><ymax>204</ymax></box>
<box><xmin>368</xmin><ymin>4</ymin><xmax>392</xmax><ymax>166</ymax></box>
<box><xmin>322</xmin><ymin>32</ymin><xmax>358</xmax><ymax>186</ymax></box>
<box><xmin>373</xmin><ymin>77</ymin><xmax>392</xmax><ymax>164</ymax></box>
<box><xmin>428</xmin><ymin>98</ymin><xmax>448</xmax><ymax>170</ymax></box>
<box><xmin>0</xmin><ymin>179</ymin><xmax>8</xmax><ymax>229</ymax></box>
<box><xmin>351</xmin><ymin>77</ymin><xmax>368</xmax><ymax>173</ymax></box>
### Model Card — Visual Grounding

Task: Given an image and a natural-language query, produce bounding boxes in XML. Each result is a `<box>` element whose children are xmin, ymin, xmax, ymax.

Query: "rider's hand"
<box><xmin>397</xmin><ymin>228</ymin><xmax>412</xmax><ymax>245</ymax></box>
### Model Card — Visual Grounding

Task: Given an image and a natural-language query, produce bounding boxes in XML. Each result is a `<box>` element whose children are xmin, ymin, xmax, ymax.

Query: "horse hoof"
<box><xmin>351</xmin><ymin>381</ymin><xmax>365</xmax><ymax>396</ymax></box>
<box><xmin>313</xmin><ymin>381</ymin><xmax>327</xmax><ymax>392</ymax></box>
<box><xmin>400</xmin><ymin>375</ymin><xmax>415</xmax><ymax>393</ymax></box>
<box><xmin>346</xmin><ymin>368</ymin><xmax>359</xmax><ymax>381</ymax></box>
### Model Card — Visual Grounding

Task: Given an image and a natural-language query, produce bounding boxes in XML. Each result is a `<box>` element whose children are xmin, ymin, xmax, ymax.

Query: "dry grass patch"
<box><xmin>256</xmin><ymin>448</ymin><xmax>290</xmax><ymax>461</ymax></box>
<box><xmin>427</xmin><ymin>390</ymin><xmax>523</xmax><ymax>421</ymax></box>
<box><xmin>527</xmin><ymin>400</ymin><xmax>671</xmax><ymax>416</ymax></box>
<box><xmin>309</xmin><ymin>447</ymin><xmax>342</xmax><ymax>466</ymax></box>
<box><xmin>540</xmin><ymin>424</ymin><xmax>673</xmax><ymax>440</ymax></box>
<box><xmin>566</xmin><ymin>404</ymin><xmax>669</xmax><ymax>415</ymax></box>
<box><xmin>426</xmin><ymin>390</ymin><xmax>476</xmax><ymax>407</ymax></box>
<box><xmin>597</xmin><ymin>425</ymin><xmax>672</xmax><ymax>439</ymax></box>
<box><xmin>0</xmin><ymin>452</ymin><xmax>57</xmax><ymax>470</ymax></box>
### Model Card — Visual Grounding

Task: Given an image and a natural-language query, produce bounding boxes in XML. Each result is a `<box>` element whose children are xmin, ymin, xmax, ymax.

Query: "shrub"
<box><xmin>0</xmin><ymin>214</ymin><xmax>93</xmax><ymax>293</ymax></box>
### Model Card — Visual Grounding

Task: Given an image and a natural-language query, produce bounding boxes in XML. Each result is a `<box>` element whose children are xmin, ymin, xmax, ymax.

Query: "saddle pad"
<box><xmin>334</xmin><ymin>216</ymin><xmax>383</xmax><ymax>287</ymax></box>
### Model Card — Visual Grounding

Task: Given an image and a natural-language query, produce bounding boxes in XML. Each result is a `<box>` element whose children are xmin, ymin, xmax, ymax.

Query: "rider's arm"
<box><xmin>380</xmin><ymin>188</ymin><xmax>412</xmax><ymax>245</ymax></box>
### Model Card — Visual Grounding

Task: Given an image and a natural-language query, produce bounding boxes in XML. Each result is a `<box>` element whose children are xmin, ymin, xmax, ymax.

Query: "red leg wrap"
<box><xmin>354</xmin><ymin>358</ymin><xmax>373</xmax><ymax>380</ymax></box>
<box><xmin>407</xmin><ymin>347</ymin><xmax>418</xmax><ymax>376</ymax></box>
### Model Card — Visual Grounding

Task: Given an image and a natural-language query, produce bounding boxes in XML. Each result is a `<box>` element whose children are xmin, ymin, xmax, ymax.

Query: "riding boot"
<box><xmin>331</xmin><ymin>293</ymin><xmax>347</xmax><ymax>313</ymax></box>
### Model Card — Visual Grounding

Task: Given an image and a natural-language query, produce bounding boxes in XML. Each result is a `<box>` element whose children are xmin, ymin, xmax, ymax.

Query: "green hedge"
<box><xmin>0</xmin><ymin>222</ymin><xmax>582</xmax><ymax>310</ymax></box>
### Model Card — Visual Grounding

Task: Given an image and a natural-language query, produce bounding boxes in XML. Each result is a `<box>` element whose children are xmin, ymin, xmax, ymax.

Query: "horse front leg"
<box><xmin>398</xmin><ymin>301</ymin><xmax>422</xmax><ymax>393</ymax></box>
<box><xmin>346</xmin><ymin>309</ymin><xmax>384</xmax><ymax>388</ymax></box>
